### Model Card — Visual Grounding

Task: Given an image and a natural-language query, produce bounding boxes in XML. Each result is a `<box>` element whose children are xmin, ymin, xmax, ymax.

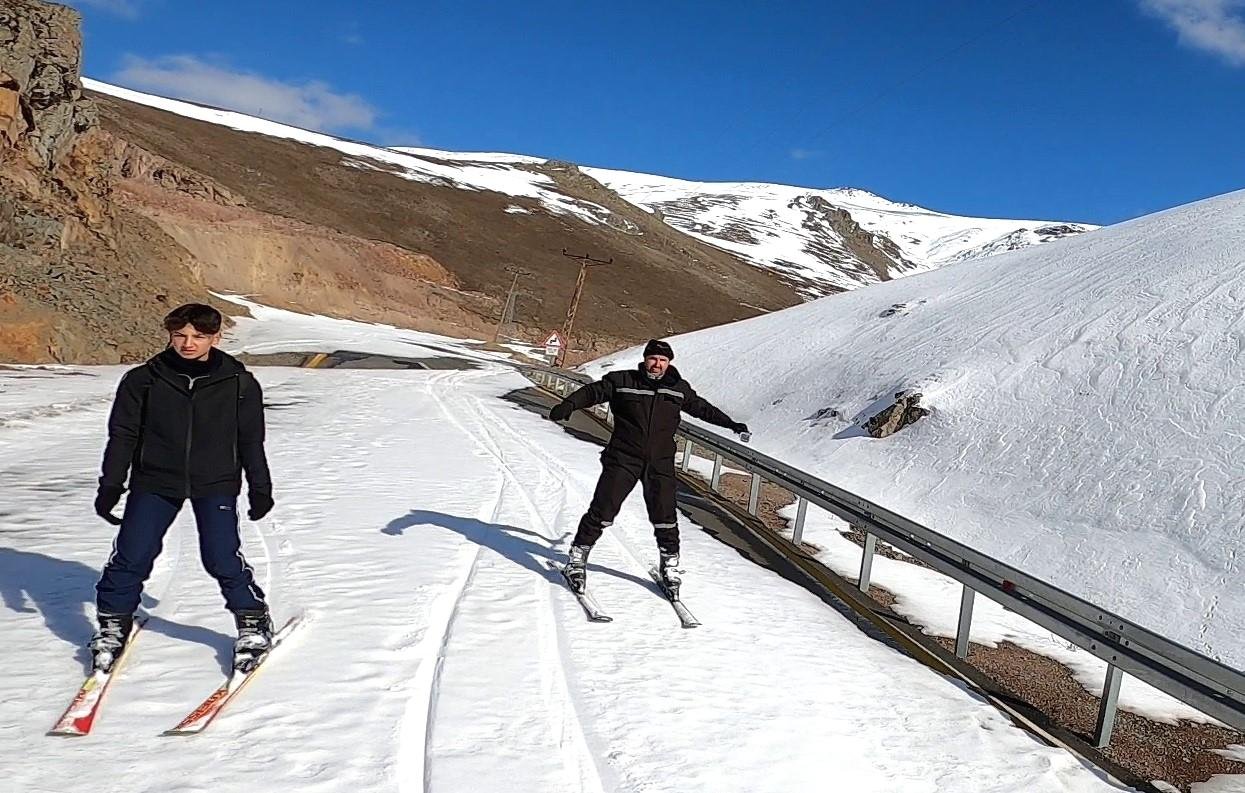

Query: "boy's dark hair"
<box><xmin>163</xmin><ymin>303</ymin><xmax>223</xmax><ymax>335</ymax></box>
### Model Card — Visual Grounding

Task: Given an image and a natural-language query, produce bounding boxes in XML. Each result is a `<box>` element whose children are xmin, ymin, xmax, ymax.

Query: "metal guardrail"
<box><xmin>524</xmin><ymin>365</ymin><xmax>1245</xmax><ymax>747</ymax></box>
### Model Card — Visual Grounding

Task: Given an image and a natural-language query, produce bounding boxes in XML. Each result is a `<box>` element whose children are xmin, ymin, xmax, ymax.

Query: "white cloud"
<box><xmin>1140</xmin><ymin>0</ymin><xmax>1245</xmax><ymax>66</ymax></box>
<box><xmin>113</xmin><ymin>55</ymin><xmax>379</xmax><ymax>133</ymax></box>
<box><xmin>790</xmin><ymin>148</ymin><xmax>823</xmax><ymax>161</ymax></box>
<box><xmin>68</xmin><ymin>0</ymin><xmax>141</xmax><ymax>18</ymax></box>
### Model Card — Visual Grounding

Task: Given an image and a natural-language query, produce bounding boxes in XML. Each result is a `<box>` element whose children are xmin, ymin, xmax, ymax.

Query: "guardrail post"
<box><xmin>1094</xmin><ymin>664</ymin><xmax>1124</xmax><ymax>748</ymax></box>
<box><xmin>748</xmin><ymin>472</ymin><xmax>762</xmax><ymax>515</ymax></box>
<box><xmin>680</xmin><ymin>440</ymin><xmax>693</xmax><ymax>472</ymax></box>
<box><xmin>792</xmin><ymin>497</ymin><xmax>808</xmax><ymax>545</ymax></box>
<box><xmin>955</xmin><ymin>586</ymin><xmax>976</xmax><ymax>658</ymax></box>
<box><xmin>858</xmin><ymin>531</ymin><xmax>877</xmax><ymax>593</ymax></box>
<box><xmin>710</xmin><ymin>453</ymin><xmax>723</xmax><ymax>492</ymax></box>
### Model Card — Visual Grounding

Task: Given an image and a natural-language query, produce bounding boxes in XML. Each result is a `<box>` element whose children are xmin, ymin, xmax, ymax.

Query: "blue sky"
<box><xmin>67</xmin><ymin>0</ymin><xmax>1244</xmax><ymax>225</ymax></box>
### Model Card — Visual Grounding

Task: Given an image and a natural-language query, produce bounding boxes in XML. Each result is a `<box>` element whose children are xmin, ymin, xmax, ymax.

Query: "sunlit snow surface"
<box><xmin>1</xmin><ymin>305</ymin><xmax>1142</xmax><ymax>793</ymax></box>
<box><xmin>587</xmin><ymin>189</ymin><xmax>1245</xmax><ymax>696</ymax></box>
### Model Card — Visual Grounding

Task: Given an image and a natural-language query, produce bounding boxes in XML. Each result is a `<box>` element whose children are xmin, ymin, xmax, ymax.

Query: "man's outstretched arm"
<box><xmin>682</xmin><ymin>385</ymin><xmax>749</xmax><ymax>437</ymax></box>
<box><xmin>549</xmin><ymin>377</ymin><xmax>615</xmax><ymax>422</ymax></box>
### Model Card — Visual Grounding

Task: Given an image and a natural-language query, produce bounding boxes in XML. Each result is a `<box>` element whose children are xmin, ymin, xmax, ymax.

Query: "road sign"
<box><xmin>544</xmin><ymin>331</ymin><xmax>564</xmax><ymax>361</ymax></box>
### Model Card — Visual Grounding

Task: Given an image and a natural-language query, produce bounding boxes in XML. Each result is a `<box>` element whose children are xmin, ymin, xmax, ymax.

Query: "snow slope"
<box><xmin>585</xmin><ymin>189</ymin><xmax>1245</xmax><ymax>680</ymax></box>
<box><xmin>0</xmin><ymin>308</ymin><xmax>1143</xmax><ymax>793</ymax></box>
<box><xmin>584</xmin><ymin>167</ymin><xmax>1096</xmax><ymax>296</ymax></box>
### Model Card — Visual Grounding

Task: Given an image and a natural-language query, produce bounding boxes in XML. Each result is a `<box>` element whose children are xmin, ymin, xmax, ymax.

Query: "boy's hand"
<box><xmin>248</xmin><ymin>491</ymin><xmax>274</xmax><ymax>521</ymax></box>
<box><xmin>95</xmin><ymin>485</ymin><xmax>124</xmax><ymax>525</ymax></box>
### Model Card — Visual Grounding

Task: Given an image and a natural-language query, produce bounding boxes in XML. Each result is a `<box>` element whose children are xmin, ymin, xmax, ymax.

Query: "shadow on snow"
<box><xmin>0</xmin><ymin>547</ymin><xmax>236</xmax><ymax>674</ymax></box>
<box><xmin>382</xmin><ymin>509</ymin><xmax>654</xmax><ymax>590</ymax></box>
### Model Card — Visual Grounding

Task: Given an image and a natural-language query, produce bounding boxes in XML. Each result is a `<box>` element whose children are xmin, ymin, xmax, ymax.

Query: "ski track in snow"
<box><xmin>0</xmin><ymin>358</ymin><xmax>1177</xmax><ymax>793</ymax></box>
<box><xmin>414</xmin><ymin>368</ymin><xmax>610</xmax><ymax>793</ymax></box>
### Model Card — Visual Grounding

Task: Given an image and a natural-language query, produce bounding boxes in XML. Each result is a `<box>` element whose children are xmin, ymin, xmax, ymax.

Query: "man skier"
<box><xmin>90</xmin><ymin>303</ymin><xmax>275</xmax><ymax>673</ymax></box>
<box><xmin>547</xmin><ymin>339</ymin><xmax>749</xmax><ymax>595</ymax></box>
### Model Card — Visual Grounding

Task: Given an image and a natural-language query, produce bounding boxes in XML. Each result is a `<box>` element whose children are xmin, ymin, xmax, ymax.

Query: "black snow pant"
<box><xmin>572</xmin><ymin>451</ymin><xmax>680</xmax><ymax>553</ymax></box>
<box><xmin>95</xmin><ymin>490</ymin><xmax>267</xmax><ymax>616</ymax></box>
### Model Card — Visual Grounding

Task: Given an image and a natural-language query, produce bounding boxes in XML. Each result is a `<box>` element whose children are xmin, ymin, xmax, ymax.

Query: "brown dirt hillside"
<box><xmin>0</xmin><ymin>0</ymin><xmax>211</xmax><ymax>363</ymax></box>
<box><xmin>90</xmin><ymin>91</ymin><xmax>802</xmax><ymax>361</ymax></box>
<box><xmin>1</xmin><ymin>0</ymin><xmax>802</xmax><ymax>364</ymax></box>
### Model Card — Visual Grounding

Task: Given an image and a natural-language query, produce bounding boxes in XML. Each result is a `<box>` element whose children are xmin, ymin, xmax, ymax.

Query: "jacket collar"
<box><xmin>148</xmin><ymin>348</ymin><xmax>244</xmax><ymax>393</ymax></box>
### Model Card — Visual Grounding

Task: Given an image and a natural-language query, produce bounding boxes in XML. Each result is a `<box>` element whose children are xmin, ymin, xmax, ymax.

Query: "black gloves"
<box><xmin>731</xmin><ymin>423</ymin><xmax>751</xmax><ymax>442</ymax></box>
<box><xmin>248</xmin><ymin>491</ymin><xmax>274</xmax><ymax>521</ymax></box>
<box><xmin>95</xmin><ymin>485</ymin><xmax>124</xmax><ymax>525</ymax></box>
<box><xmin>549</xmin><ymin>402</ymin><xmax>573</xmax><ymax>422</ymax></box>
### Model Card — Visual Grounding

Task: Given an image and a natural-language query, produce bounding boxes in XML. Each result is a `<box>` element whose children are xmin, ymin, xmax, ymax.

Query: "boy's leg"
<box><xmin>95</xmin><ymin>491</ymin><xmax>182</xmax><ymax>615</ymax></box>
<box><xmin>190</xmin><ymin>495</ymin><xmax>266</xmax><ymax>612</ymax></box>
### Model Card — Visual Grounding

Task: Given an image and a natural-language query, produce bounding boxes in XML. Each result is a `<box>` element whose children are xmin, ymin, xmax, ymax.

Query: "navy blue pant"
<box><xmin>96</xmin><ymin>491</ymin><xmax>266</xmax><ymax>615</ymax></box>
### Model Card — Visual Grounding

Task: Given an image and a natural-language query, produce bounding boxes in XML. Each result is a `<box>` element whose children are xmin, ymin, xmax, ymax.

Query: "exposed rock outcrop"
<box><xmin>0</xmin><ymin>0</ymin><xmax>208</xmax><ymax>363</ymax></box>
<box><xmin>865</xmin><ymin>391</ymin><xmax>928</xmax><ymax>438</ymax></box>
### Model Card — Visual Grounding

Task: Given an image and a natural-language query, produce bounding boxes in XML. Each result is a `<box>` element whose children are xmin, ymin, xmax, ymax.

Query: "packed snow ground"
<box><xmin>587</xmin><ymin>189</ymin><xmax>1245</xmax><ymax>690</ymax></box>
<box><xmin>3</xmin><ymin>351</ymin><xmax>1142</xmax><ymax>790</ymax></box>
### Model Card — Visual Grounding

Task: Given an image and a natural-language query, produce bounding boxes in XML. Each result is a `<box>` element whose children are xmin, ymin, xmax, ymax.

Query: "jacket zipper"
<box><xmin>232</xmin><ymin>378</ymin><xmax>239</xmax><ymax>469</ymax></box>
<box><xmin>184</xmin><ymin>390</ymin><xmax>195</xmax><ymax>497</ymax></box>
<box><xmin>184</xmin><ymin>375</ymin><xmax>240</xmax><ymax>495</ymax></box>
<box><xmin>645</xmin><ymin>377</ymin><xmax>659</xmax><ymax>457</ymax></box>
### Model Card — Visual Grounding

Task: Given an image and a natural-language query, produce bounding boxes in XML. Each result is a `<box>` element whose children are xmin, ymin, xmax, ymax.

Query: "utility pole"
<box><xmin>558</xmin><ymin>248</ymin><xmax>612</xmax><ymax>367</ymax></box>
<box><xmin>493</xmin><ymin>266</ymin><xmax>528</xmax><ymax>343</ymax></box>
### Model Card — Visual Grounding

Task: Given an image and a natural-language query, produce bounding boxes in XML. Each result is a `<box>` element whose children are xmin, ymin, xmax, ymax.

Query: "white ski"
<box><xmin>649</xmin><ymin>567</ymin><xmax>700</xmax><ymax>628</ymax></box>
<box><xmin>547</xmin><ymin>560</ymin><xmax>613</xmax><ymax>623</ymax></box>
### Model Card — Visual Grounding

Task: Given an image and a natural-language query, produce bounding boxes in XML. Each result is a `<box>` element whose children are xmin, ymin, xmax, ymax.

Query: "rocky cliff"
<box><xmin>0</xmin><ymin>0</ymin><xmax>208</xmax><ymax>362</ymax></box>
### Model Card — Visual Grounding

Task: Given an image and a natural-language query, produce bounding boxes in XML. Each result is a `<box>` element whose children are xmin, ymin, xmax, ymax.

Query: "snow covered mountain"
<box><xmin>583</xmin><ymin>168</ymin><xmax>1097</xmax><ymax>297</ymax></box>
<box><xmin>586</xmin><ymin>188</ymin><xmax>1245</xmax><ymax>671</ymax></box>
<box><xmin>80</xmin><ymin>78</ymin><xmax>1093</xmax><ymax>341</ymax></box>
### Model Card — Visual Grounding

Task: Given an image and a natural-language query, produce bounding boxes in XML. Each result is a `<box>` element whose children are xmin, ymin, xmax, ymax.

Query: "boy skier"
<box><xmin>91</xmin><ymin>303</ymin><xmax>275</xmax><ymax>673</ymax></box>
<box><xmin>547</xmin><ymin>339</ymin><xmax>749</xmax><ymax>595</ymax></box>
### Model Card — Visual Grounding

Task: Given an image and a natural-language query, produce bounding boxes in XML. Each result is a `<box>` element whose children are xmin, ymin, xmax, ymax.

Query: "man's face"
<box><xmin>644</xmin><ymin>354</ymin><xmax>670</xmax><ymax>379</ymax></box>
<box><xmin>169</xmin><ymin>324</ymin><xmax>220</xmax><ymax>360</ymax></box>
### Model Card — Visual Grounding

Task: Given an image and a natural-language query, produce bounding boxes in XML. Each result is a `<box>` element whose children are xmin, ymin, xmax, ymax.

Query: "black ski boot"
<box><xmin>658</xmin><ymin>551</ymin><xmax>683</xmax><ymax>597</ymax></box>
<box><xmin>232</xmin><ymin>607</ymin><xmax>274</xmax><ymax>673</ymax></box>
<box><xmin>563</xmin><ymin>544</ymin><xmax>591</xmax><ymax>594</ymax></box>
<box><xmin>89</xmin><ymin>612</ymin><xmax>134</xmax><ymax>674</ymax></box>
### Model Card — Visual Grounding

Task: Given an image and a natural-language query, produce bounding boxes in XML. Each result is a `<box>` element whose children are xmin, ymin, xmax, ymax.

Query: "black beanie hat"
<box><xmin>643</xmin><ymin>339</ymin><xmax>674</xmax><ymax>360</ymax></box>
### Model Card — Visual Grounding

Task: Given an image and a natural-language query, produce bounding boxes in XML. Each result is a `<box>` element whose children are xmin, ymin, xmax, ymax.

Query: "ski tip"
<box><xmin>591</xmin><ymin>614</ymin><xmax>615</xmax><ymax>623</ymax></box>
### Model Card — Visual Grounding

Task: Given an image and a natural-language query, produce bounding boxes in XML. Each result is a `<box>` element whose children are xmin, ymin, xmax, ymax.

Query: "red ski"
<box><xmin>163</xmin><ymin>614</ymin><xmax>302</xmax><ymax>736</ymax></box>
<box><xmin>48</xmin><ymin>618</ymin><xmax>146</xmax><ymax>737</ymax></box>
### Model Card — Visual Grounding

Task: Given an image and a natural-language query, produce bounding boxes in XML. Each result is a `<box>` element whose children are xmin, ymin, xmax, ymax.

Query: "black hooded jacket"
<box><xmin>555</xmin><ymin>364</ymin><xmax>739</xmax><ymax>464</ymax></box>
<box><xmin>99</xmin><ymin>348</ymin><xmax>271</xmax><ymax>499</ymax></box>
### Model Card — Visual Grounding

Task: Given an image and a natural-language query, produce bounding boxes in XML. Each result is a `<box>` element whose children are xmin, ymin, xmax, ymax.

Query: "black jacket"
<box><xmin>556</xmin><ymin>364</ymin><xmax>739</xmax><ymax>463</ymax></box>
<box><xmin>100</xmin><ymin>349</ymin><xmax>271</xmax><ymax>499</ymax></box>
